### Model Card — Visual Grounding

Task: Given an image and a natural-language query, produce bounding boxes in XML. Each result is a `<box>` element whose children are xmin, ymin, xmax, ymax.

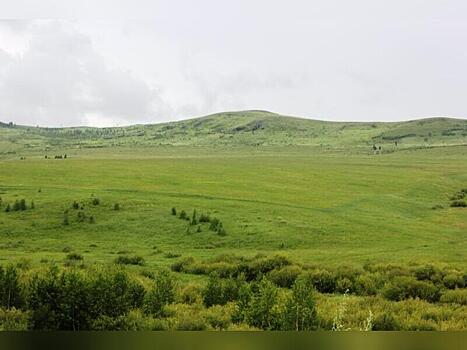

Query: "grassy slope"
<box><xmin>1</xmin><ymin>111</ymin><xmax>466</xmax><ymax>155</ymax></box>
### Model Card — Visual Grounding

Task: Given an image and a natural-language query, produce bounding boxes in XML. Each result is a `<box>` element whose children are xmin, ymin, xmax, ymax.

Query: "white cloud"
<box><xmin>0</xmin><ymin>20</ymin><xmax>170</xmax><ymax>126</ymax></box>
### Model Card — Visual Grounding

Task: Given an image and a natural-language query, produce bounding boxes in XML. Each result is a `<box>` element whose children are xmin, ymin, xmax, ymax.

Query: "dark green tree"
<box><xmin>143</xmin><ymin>270</ymin><xmax>175</xmax><ymax>317</ymax></box>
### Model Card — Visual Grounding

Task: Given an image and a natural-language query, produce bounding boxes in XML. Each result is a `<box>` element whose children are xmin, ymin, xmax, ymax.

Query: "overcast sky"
<box><xmin>1</xmin><ymin>0</ymin><xmax>466</xmax><ymax>126</ymax></box>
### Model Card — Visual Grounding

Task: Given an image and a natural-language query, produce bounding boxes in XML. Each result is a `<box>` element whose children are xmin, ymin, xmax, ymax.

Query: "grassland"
<box><xmin>0</xmin><ymin>111</ymin><xmax>466</xmax><ymax>330</ymax></box>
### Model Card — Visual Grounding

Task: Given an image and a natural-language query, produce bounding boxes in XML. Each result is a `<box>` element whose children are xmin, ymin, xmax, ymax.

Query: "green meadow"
<box><xmin>0</xmin><ymin>145</ymin><xmax>466</xmax><ymax>268</ymax></box>
<box><xmin>0</xmin><ymin>111</ymin><xmax>466</xmax><ymax>330</ymax></box>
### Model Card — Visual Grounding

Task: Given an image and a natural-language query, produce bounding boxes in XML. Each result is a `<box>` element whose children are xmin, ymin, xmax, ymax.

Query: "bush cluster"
<box><xmin>3</xmin><ymin>199</ymin><xmax>33</xmax><ymax>213</ymax></box>
<box><xmin>173</xmin><ymin>207</ymin><xmax>227</xmax><ymax>236</ymax></box>
<box><xmin>114</xmin><ymin>255</ymin><xmax>145</xmax><ymax>266</ymax></box>
<box><xmin>449</xmin><ymin>189</ymin><xmax>467</xmax><ymax>207</ymax></box>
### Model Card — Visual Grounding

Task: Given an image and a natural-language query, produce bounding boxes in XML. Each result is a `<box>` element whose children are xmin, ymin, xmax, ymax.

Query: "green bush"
<box><xmin>199</xmin><ymin>213</ymin><xmax>210</xmax><ymax>222</ymax></box>
<box><xmin>66</xmin><ymin>253</ymin><xmax>83</xmax><ymax>261</ymax></box>
<box><xmin>202</xmin><ymin>274</ymin><xmax>242</xmax><ymax>307</ymax></box>
<box><xmin>171</xmin><ymin>207</ymin><xmax>177</xmax><ymax>215</ymax></box>
<box><xmin>443</xmin><ymin>273</ymin><xmax>465</xmax><ymax>289</ymax></box>
<box><xmin>450</xmin><ymin>200</ymin><xmax>466</xmax><ymax>207</ymax></box>
<box><xmin>91</xmin><ymin>198</ymin><xmax>100</xmax><ymax>206</ymax></box>
<box><xmin>414</xmin><ymin>265</ymin><xmax>442</xmax><ymax>284</ymax></box>
<box><xmin>170</xmin><ymin>257</ymin><xmax>195</xmax><ymax>273</ymax></box>
<box><xmin>382</xmin><ymin>276</ymin><xmax>440</xmax><ymax>302</ymax></box>
<box><xmin>405</xmin><ymin>319</ymin><xmax>438</xmax><ymax>331</ymax></box>
<box><xmin>372</xmin><ymin>313</ymin><xmax>401</xmax><ymax>331</ymax></box>
<box><xmin>144</xmin><ymin>270</ymin><xmax>176</xmax><ymax>317</ymax></box>
<box><xmin>0</xmin><ymin>308</ymin><xmax>30</xmax><ymax>331</ymax></box>
<box><xmin>175</xmin><ymin>316</ymin><xmax>207</xmax><ymax>331</ymax></box>
<box><xmin>439</xmin><ymin>289</ymin><xmax>467</xmax><ymax>305</ymax></box>
<box><xmin>304</xmin><ymin>269</ymin><xmax>336</xmax><ymax>293</ymax></box>
<box><xmin>179</xmin><ymin>283</ymin><xmax>202</xmax><ymax>305</ymax></box>
<box><xmin>354</xmin><ymin>274</ymin><xmax>380</xmax><ymax>296</ymax></box>
<box><xmin>268</xmin><ymin>265</ymin><xmax>302</xmax><ymax>288</ymax></box>
<box><xmin>114</xmin><ymin>255</ymin><xmax>145</xmax><ymax>266</ymax></box>
<box><xmin>204</xmin><ymin>305</ymin><xmax>232</xmax><ymax>330</ymax></box>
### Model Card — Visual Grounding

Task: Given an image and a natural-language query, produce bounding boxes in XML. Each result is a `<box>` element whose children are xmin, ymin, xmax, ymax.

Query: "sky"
<box><xmin>1</xmin><ymin>0</ymin><xmax>466</xmax><ymax>127</ymax></box>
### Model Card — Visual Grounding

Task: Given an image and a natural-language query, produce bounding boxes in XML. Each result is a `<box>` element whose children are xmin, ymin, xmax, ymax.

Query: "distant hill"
<box><xmin>1</xmin><ymin>110</ymin><xmax>466</xmax><ymax>154</ymax></box>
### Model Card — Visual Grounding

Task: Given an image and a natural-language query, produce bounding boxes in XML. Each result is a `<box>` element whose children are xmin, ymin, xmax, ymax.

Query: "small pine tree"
<box><xmin>199</xmin><ymin>213</ymin><xmax>210</xmax><ymax>223</ymax></box>
<box><xmin>72</xmin><ymin>201</ymin><xmax>79</xmax><ymax>209</ymax></box>
<box><xmin>89</xmin><ymin>216</ymin><xmax>95</xmax><ymax>224</ymax></box>
<box><xmin>19</xmin><ymin>199</ymin><xmax>27</xmax><ymax>211</ymax></box>
<box><xmin>63</xmin><ymin>213</ymin><xmax>70</xmax><ymax>225</ymax></box>
<box><xmin>191</xmin><ymin>209</ymin><xmax>198</xmax><ymax>225</ymax></box>
<box><xmin>217</xmin><ymin>223</ymin><xmax>227</xmax><ymax>236</ymax></box>
<box><xmin>5</xmin><ymin>203</ymin><xmax>11</xmax><ymax>212</ymax></box>
<box><xmin>171</xmin><ymin>207</ymin><xmax>177</xmax><ymax>215</ymax></box>
<box><xmin>13</xmin><ymin>200</ymin><xmax>21</xmax><ymax>211</ymax></box>
<box><xmin>31</xmin><ymin>201</ymin><xmax>35</xmax><ymax>209</ymax></box>
<box><xmin>114</xmin><ymin>203</ymin><xmax>120</xmax><ymax>211</ymax></box>
<box><xmin>179</xmin><ymin>210</ymin><xmax>187</xmax><ymax>220</ymax></box>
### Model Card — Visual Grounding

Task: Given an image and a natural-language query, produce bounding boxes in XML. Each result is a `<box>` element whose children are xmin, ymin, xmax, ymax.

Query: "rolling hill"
<box><xmin>1</xmin><ymin>110</ymin><xmax>466</xmax><ymax>155</ymax></box>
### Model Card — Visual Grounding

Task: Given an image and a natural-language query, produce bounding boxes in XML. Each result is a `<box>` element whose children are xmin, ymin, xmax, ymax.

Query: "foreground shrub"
<box><xmin>92</xmin><ymin>310</ymin><xmax>168</xmax><ymax>331</ymax></box>
<box><xmin>439</xmin><ymin>289</ymin><xmax>467</xmax><ymax>306</ymax></box>
<box><xmin>372</xmin><ymin>313</ymin><xmax>401</xmax><ymax>331</ymax></box>
<box><xmin>203</xmin><ymin>305</ymin><xmax>232</xmax><ymax>330</ymax></box>
<box><xmin>0</xmin><ymin>308</ymin><xmax>30</xmax><ymax>331</ymax></box>
<box><xmin>175</xmin><ymin>316</ymin><xmax>207</xmax><ymax>331</ymax></box>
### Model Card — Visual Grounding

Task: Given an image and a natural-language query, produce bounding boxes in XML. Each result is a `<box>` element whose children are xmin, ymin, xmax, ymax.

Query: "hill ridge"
<box><xmin>1</xmin><ymin>110</ymin><xmax>466</xmax><ymax>153</ymax></box>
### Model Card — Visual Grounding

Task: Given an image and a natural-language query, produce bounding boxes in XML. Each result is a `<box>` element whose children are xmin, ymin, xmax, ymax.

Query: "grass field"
<box><xmin>0</xmin><ymin>112</ymin><xmax>466</xmax><ymax>330</ymax></box>
<box><xmin>1</xmin><ymin>145</ymin><xmax>466</xmax><ymax>269</ymax></box>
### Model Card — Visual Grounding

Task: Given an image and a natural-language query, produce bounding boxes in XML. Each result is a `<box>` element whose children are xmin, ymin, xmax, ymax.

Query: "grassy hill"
<box><xmin>1</xmin><ymin>111</ymin><xmax>466</xmax><ymax>155</ymax></box>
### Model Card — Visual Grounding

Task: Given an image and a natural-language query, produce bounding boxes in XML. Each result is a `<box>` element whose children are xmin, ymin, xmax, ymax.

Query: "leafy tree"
<box><xmin>144</xmin><ymin>270</ymin><xmax>175</xmax><ymax>317</ymax></box>
<box><xmin>232</xmin><ymin>282</ymin><xmax>251</xmax><ymax>323</ymax></box>
<box><xmin>0</xmin><ymin>265</ymin><xmax>24</xmax><ymax>309</ymax></box>
<box><xmin>282</xmin><ymin>278</ymin><xmax>318</xmax><ymax>330</ymax></box>
<box><xmin>246</xmin><ymin>277</ymin><xmax>279</xmax><ymax>330</ymax></box>
<box><xmin>202</xmin><ymin>274</ymin><xmax>224</xmax><ymax>307</ymax></box>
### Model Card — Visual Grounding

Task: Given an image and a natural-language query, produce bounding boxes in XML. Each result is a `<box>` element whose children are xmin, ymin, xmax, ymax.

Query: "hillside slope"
<box><xmin>1</xmin><ymin>111</ymin><xmax>466</xmax><ymax>154</ymax></box>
